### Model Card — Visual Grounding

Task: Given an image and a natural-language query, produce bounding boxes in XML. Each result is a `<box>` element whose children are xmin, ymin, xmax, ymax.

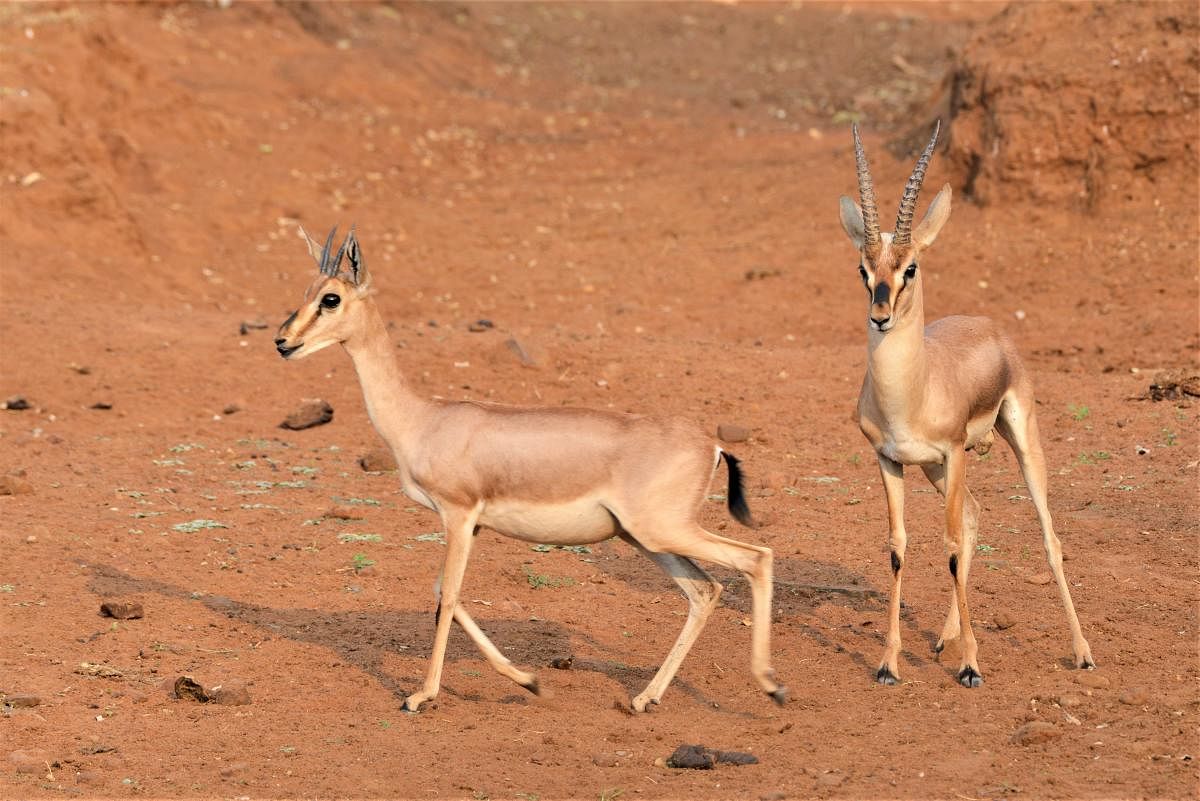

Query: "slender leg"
<box><xmin>944</xmin><ymin>446</ymin><xmax>982</xmax><ymax>687</ymax></box>
<box><xmin>433</xmin><ymin>573</ymin><xmax>539</xmax><ymax>693</ymax></box>
<box><xmin>997</xmin><ymin>401</ymin><xmax>1095</xmax><ymax>668</ymax></box>
<box><xmin>876</xmin><ymin>455</ymin><xmax>907</xmax><ymax>685</ymax></box>
<box><xmin>618</xmin><ymin>533</ymin><xmax>725</xmax><ymax>711</ymax></box>
<box><xmin>404</xmin><ymin>502</ymin><xmax>482</xmax><ymax>712</ymax></box>
<box><xmin>921</xmin><ymin>463</ymin><xmax>981</xmax><ymax>655</ymax></box>
<box><xmin>640</xmin><ymin>526</ymin><xmax>784</xmax><ymax>707</ymax></box>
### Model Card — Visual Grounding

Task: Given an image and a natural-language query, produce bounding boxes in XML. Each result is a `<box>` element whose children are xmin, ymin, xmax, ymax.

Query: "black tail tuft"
<box><xmin>721</xmin><ymin>451</ymin><xmax>756</xmax><ymax>528</ymax></box>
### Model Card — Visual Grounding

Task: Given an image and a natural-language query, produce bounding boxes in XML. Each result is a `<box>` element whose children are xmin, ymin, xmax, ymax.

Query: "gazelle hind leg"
<box><xmin>619</xmin><ymin>534</ymin><xmax>724</xmax><ymax>711</ymax></box>
<box><xmin>920</xmin><ymin>463</ymin><xmax>981</xmax><ymax>655</ymax></box>
<box><xmin>632</xmin><ymin>525</ymin><xmax>785</xmax><ymax>706</ymax></box>
<box><xmin>996</xmin><ymin>398</ymin><xmax>1095</xmax><ymax>668</ymax></box>
<box><xmin>943</xmin><ymin>447</ymin><xmax>983</xmax><ymax>687</ymax></box>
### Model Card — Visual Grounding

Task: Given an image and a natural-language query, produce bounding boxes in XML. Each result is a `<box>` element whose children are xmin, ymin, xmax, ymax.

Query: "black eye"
<box><xmin>904</xmin><ymin>263</ymin><xmax>918</xmax><ymax>279</ymax></box>
<box><xmin>320</xmin><ymin>293</ymin><xmax>341</xmax><ymax>310</ymax></box>
<box><xmin>858</xmin><ymin>265</ymin><xmax>868</xmax><ymax>285</ymax></box>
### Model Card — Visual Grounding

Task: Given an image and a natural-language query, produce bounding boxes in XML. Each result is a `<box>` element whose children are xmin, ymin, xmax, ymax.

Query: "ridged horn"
<box><xmin>892</xmin><ymin>120</ymin><xmax>941</xmax><ymax>248</ymax></box>
<box><xmin>319</xmin><ymin>226</ymin><xmax>344</xmax><ymax>276</ymax></box>
<box><xmin>852</xmin><ymin>124</ymin><xmax>881</xmax><ymax>256</ymax></box>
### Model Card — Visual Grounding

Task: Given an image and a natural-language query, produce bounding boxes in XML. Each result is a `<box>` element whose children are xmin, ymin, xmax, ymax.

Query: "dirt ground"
<box><xmin>1</xmin><ymin>2</ymin><xmax>1197</xmax><ymax>799</ymax></box>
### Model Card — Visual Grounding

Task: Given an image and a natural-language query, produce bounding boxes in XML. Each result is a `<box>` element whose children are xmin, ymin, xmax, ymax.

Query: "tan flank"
<box><xmin>838</xmin><ymin>122</ymin><xmax>1094</xmax><ymax>687</ymax></box>
<box><xmin>275</xmin><ymin>226</ymin><xmax>786</xmax><ymax>713</ymax></box>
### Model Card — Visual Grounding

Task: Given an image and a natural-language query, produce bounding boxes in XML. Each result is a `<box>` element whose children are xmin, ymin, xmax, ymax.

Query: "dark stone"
<box><xmin>280</xmin><ymin>399</ymin><xmax>333</xmax><ymax>430</ymax></box>
<box><xmin>100</xmin><ymin>600</ymin><xmax>144</xmax><ymax>620</ymax></box>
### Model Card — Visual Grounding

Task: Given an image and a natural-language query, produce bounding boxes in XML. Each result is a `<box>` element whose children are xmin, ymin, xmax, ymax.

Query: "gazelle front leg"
<box><xmin>919</xmin><ymin>463</ymin><xmax>981</xmax><ymax>655</ymax></box>
<box><xmin>404</xmin><ymin>501</ymin><xmax>483</xmax><ymax>712</ymax></box>
<box><xmin>943</xmin><ymin>447</ymin><xmax>982</xmax><ymax>687</ymax></box>
<box><xmin>876</xmin><ymin>455</ymin><xmax>907</xmax><ymax>685</ymax></box>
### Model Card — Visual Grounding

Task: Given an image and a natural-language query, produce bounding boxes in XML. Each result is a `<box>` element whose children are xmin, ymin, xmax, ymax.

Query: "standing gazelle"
<box><xmin>275</xmin><ymin>226</ymin><xmax>786</xmax><ymax>712</ymax></box>
<box><xmin>838</xmin><ymin>122</ymin><xmax>1094</xmax><ymax>687</ymax></box>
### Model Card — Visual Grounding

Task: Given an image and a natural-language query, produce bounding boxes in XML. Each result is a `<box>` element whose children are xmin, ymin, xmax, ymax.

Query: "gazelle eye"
<box><xmin>320</xmin><ymin>293</ymin><xmax>341</xmax><ymax>309</ymax></box>
<box><xmin>858</xmin><ymin>265</ymin><xmax>868</xmax><ymax>285</ymax></box>
<box><xmin>904</xmin><ymin>263</ymin><xmax>918</xmax><ymax>279</ymax></box>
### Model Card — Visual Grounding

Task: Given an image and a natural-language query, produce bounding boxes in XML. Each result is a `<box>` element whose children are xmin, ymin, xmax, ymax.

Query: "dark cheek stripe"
<box><xmin>873</xmin><ymin>282</ymin><xmax>890</xmax><ymax>305</ymax></box>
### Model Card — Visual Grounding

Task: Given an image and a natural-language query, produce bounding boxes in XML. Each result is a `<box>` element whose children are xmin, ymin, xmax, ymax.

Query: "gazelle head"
<box><xmin>839</xmin><ymin>122</ymin><xmax>952</xmax><ymax>333</ymax></box>
<box><xmin>275</xmin><ymin>225</ymin><xmax>372</xmax><ymax>360</ymax></box>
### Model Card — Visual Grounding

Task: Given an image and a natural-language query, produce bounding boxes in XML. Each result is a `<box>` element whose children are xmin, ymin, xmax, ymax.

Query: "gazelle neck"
<box><xmin>341</xmin><ymin>301</ymin><xmax>429</xmax><ymax>455</ymax></box>
<box><xmin>865</xmin><ymin>288</ymin><xmax>929</xmax><ymax>417</ymax></box>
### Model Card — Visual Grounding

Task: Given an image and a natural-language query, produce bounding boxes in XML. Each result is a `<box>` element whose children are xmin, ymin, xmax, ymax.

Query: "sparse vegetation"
<box><xmin>523</xmin><ymin>565</ymin><xmax>575</xmax><ymax>590</ymax></box>
<box><xmin>351</xmin><ymin>553</ymin><xmax>376</xmax><ymax>571</ymax></box>
<box><xmin>1068</xmin><ymin>403</ymin><xmax>1090</xmax><ymax>421</ymax></box>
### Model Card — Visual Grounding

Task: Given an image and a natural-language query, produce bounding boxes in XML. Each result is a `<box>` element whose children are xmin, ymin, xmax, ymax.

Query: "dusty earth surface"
<box><xmin>1</xmin><ymin>2</ymin><xmax>1197</xmax><ymax>799</ymax></box>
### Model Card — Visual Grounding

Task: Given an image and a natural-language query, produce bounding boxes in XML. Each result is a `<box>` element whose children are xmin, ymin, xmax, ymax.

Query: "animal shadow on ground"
<box><xmin>84</xmin><ymin>562</ymin><xmax>734</xmax><ymax>708</ymax></box>
<box><xmin>592</xmin><ymin>541</ymin><xmax>935</xmax><ymax>676</ymax></box>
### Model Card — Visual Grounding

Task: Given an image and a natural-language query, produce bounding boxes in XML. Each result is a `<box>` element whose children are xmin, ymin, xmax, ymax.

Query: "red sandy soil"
<box><xmin>1</xmin><ymin>2</ymin><xmax>1196</xmax><ymax>799</ymax></box>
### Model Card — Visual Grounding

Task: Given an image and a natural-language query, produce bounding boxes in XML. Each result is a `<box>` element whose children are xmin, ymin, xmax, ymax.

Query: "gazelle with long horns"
<box><xmin>838</xmin><ymin>122</ymin><xmax>1094</xmax><ymax>687</ymax></box>
<box><xmin>275</xmin><ymin>226</ymin><xmax>787</xmax><ymax>712</ymax></box>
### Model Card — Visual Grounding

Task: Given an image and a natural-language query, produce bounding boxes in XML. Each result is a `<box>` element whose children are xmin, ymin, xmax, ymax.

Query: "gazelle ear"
<box><xmin>346</xmin><ymin>226</ymin><xmax>370</xmax><ymax>288</ymax></box>
<box><xmin>912</xmin><ymin>184</ymin><xmax>952</xmax><ymax>250</ymax></box>
<box><xmin>839</xmin><ymin>195</ymin><xmax>866</xmax><ymax>250</ymax></box>
<box><xmin>298</xmin><ymin>225</ymin><xmax>324</xmax><ymax>268</ymax></box>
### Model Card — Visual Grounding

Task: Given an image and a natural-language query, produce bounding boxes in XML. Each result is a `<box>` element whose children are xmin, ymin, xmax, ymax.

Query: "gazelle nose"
<box><xmin>274</xmin><ymin>338</ymin><xmax>287</xmax><ymax>347</ymax></box>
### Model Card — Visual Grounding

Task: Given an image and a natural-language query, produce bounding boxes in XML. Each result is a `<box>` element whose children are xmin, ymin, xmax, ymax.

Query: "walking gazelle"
<box><xmin>838</xmin><ymin>122</ymin><xmax>1095</xmax><ymax>687</ymax></box>
<box><xmin>275</xmin><ymin>226</ymin><xmax>786</xmax><ymax>712</ymax></box>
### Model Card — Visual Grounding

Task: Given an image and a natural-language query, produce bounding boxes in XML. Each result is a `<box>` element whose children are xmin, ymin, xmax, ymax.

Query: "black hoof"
<box><xmin>932</xmin><ymin>639</ymin><xmax>945</xmax><ymax>654</ymax></box>
<box><xmin>875</xmin><ymin>666</ymin><xmax>899</xmax><ymax>686</ymax></box>
<box><xmin>957</xmin><ymin>666</ymin><xmax>983</xmax><ymax>688</ymax></box>
<box><xmin>1080</xmin><ymin>658</ymin><xmax>1096</xmax><ymax>670</ymax></box>
<box><xmin>402</xmin><ymin>700</ymin><xmax>421</xmax><ymax>714</ymax></box>
<box><xmin>519</xmin><ymin>678</ymin><xmax>540</xmax><ymax>696</ymax></box>
<box><xmin>768</xmin><ymin>686</ymin><xmax>789</xmax><ymax>706</ymax></box>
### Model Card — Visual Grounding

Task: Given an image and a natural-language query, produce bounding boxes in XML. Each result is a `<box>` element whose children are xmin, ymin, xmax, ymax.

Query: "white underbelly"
<box><xmin>879</xmin><ymin>436</ymin><xmax>943</xmax><ymax>466</ymax></box>
<box><xmin>479</xmin><ymin>496</ymin><xmax>619</xmax><ymax>544</ymax></box>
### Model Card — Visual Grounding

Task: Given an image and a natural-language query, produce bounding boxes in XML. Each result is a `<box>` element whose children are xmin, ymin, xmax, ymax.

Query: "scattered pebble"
<box><xmin>100</xmin><ymin>600</ymin><xmax>144</xmax><ymax>620</ymax></box>
<box><xmin>2</xmin><ymin>396</ymin><xmax>30</xmax><ymax>411</ymax></box>
<box><xmin>1025</xmin><ymin>572</ymin><xmax>1053</xmax><ymax>586</ymax></box>
<box><xmin>1011</xmin><ymin>721</ymin><xmax>1061</xmax><ymax>746</ymax></box>
<box><xmin>89</xmin><ymin>401</ymin><xmax>113</xmax><ymax>410</ymax></box>
<box><xmin>280</xmin><ymin>398</ymin><xmax>333</xmax><ymax>430</ymax></box>
<box><xmin>1119</xmin><ymin>686</ymin><xmax>1149</xmax><ymax>706</ymax></box>
<box><xmin>210</xmin><ymin>680</ymin><xmax>251</xmax><ymax>706</ymax></box>
<box><xmin>358</xmin><ymin>448</ymin><xmax>398</xmax><ymax>472</ymax></box>
<box><xmin>666</xmin><ymin>744</ymin><xmax>758</xmax><ymax>769</ymax></box>
<box><xmin>1075</xmin><ymin>672</ymin><xmax>1110</xmax><ymax>689</ymax></box>
<box><xmin>550</xmin><ymin>656</ymin><xmax>574</xmax><ymax>670</ymax></box>
<box><xmin>69</xmin><ymin>363</ymin><xmax>92</xmax><ymax>375</ymax></box>
<box><xmin>325</xmin><ymin>504</ymin><xmax>366</xmax><ymax>521</ymax></box>
<box><xmin>993</xmin><ymin>611</ymin><xmax>1016</xmax><ymax>630</ymax></box>
<box><xmin>468</xmin><ymin>319</ymin><xmax>495</xmax><ymax>332</ymax></box>
<box><xmin>5</xmin><ymin>694</ymin><xmax>41</xmax><ymax>708</ymax></box>
<box><xmin>223</xmin><ymin>402</ymin><xmax>243</xmax><ymax>415</ymax></box>
<box><xmin>173</xmin><ymin>676</ymin><xmax>210</xmax><ymax>703</ymax></box>
<box><xmin>1148</xmin><ymin>368</ymin><xmax>1200</xmax><ymax>401</ymax></box>
<box><xmin>591</xmin><ymin>752</ymin><xmax>620</xmax><ymax>768</ymax></box>
<box><xmin>717</xmin><ymin>423</ymin><xmax>750</xmax><ymax>443</ymax></box>
<box><xmin>0</xmin><ymin>474</ymin><xmax>34</xmax><ymax>495</ymax></box>
<box><xmin>239</xmin><ymin>319</ymin><xmax>270</xmax><ymax>335</ymax></box>
<box><xmin>1058</xmin><ymin>693</ymin><xmax>1085</xmax><ymax>708</ymax></box>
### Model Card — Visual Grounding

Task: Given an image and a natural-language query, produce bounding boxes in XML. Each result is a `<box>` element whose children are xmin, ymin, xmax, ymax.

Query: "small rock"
<box><xmin>591</xmin><ymin>753</ymin><xmax>619</xmax><ymax>768</ymax></box>
<box><xmin>0</xmin><ymin>474</ymin><xmax>33</xmax><ymax>495</ymax></box>
<box><xmin>279</xmin><ymin>398</ymin><xmax>333</xmax><ymax>430</ymax></box>
<box><xmin>1025</xmin><ymin>572</ymin><xmax>1053</xmax><ymax>586</ymax></box>
<box><xmin>100</xmin><ymin>600</ymin><xmax>143</xmax><ymax>620</ymax></box>
<box><xmin>502</xmin><ymin>336</ymin><xmax>538</xmax><ymax>367</ymax></box>
<box><xmin>817</xmin><ymin>773</ymin><xmax>845</xmax><ymax>787</ymax></box>
<box><xmin>75</xmin><ymin>769</ymin><xmax>101</xmax><ymax>785</ymax></box>
<box><xmin>1119</xmin><ymin>686</ymin><xmax>1149</xmax><ymax>706</ymax></box>
<box><xmin>173</xmin><ymin>676</ymin><xmax>210</xmax><ymax>703</ymax></box>
<box><xmin>324</xmin><ymin>504</ymin><xmax>366</xmax><ymax>521</ymax></box>
<box><xmin>2</xmin><ymin>395</ymin><xmax>30</xmax><ymax>411</ymax></box>
<box><xmin>1011</xmin><ymin>721</ymin><xmax>1062</xmax><ymax>746</ymax></box>
<box><xmin>5</xmin><ymin>694</ymin><xmax>41</xmax><ymax>708</ymax></box>
<box><xmin>1076</xmin><ymin>672</ymin><xmax>1110</xmax><ymax>690</ymax></box>
<box><xmin>239</xmin><ymin>319</ymin><xmax>269</xmax><ymax>335</ymax></box>
<box><xmin>69</xmin><ymin>363</ymin><xmax>91</xmax><ymax>375</ymax></box>
<box><xmin>1058</xmin><ymin>693</ymin><xmax>1085</xmax><ymax>709</ymax></box>
<box><xmin>209</xmin><ymin>680</ymin><xmax>251</xmax><ymax>706</ymax></box>
<box><xmin>358</xmin><ymin>448</ymin><xmax>397</xmax><ymax>472</ymax></box>
<box><xmin>467</xmin><ymin>319</ymin><xmax>494</xmax><ymax>332</ymax></box>
<box><xmin>550</xmin><ymin>656</ymin><xmax>574</xmax><ymax>670</ymax></box>
<box><xmin>667</xmin><ymin>744</ymin><xmax>715</xmax><ymax>769</ymax></box>
<box><xmin>89</xmin><ymin>401</ymin><xmax>113</xmax><ymax>410</ymax></box>
<box><xmin>717</xmin><ymin>424</ymin><xmax>750</xmax><ymax>443</ymax></box>
<box><xmin>8</xmin><ymin>749</ymin><xmax>50</xmax><ymax>775</ymax></box>
<box><xmin>993</xmin><ymin>611</ymin><xmax>1015</xmax><ymax>630</ymax></box>
<box><xmin>222</xmin><ymin>402</ymin><xmax>243</xmax><ymax>415</ymax></box>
